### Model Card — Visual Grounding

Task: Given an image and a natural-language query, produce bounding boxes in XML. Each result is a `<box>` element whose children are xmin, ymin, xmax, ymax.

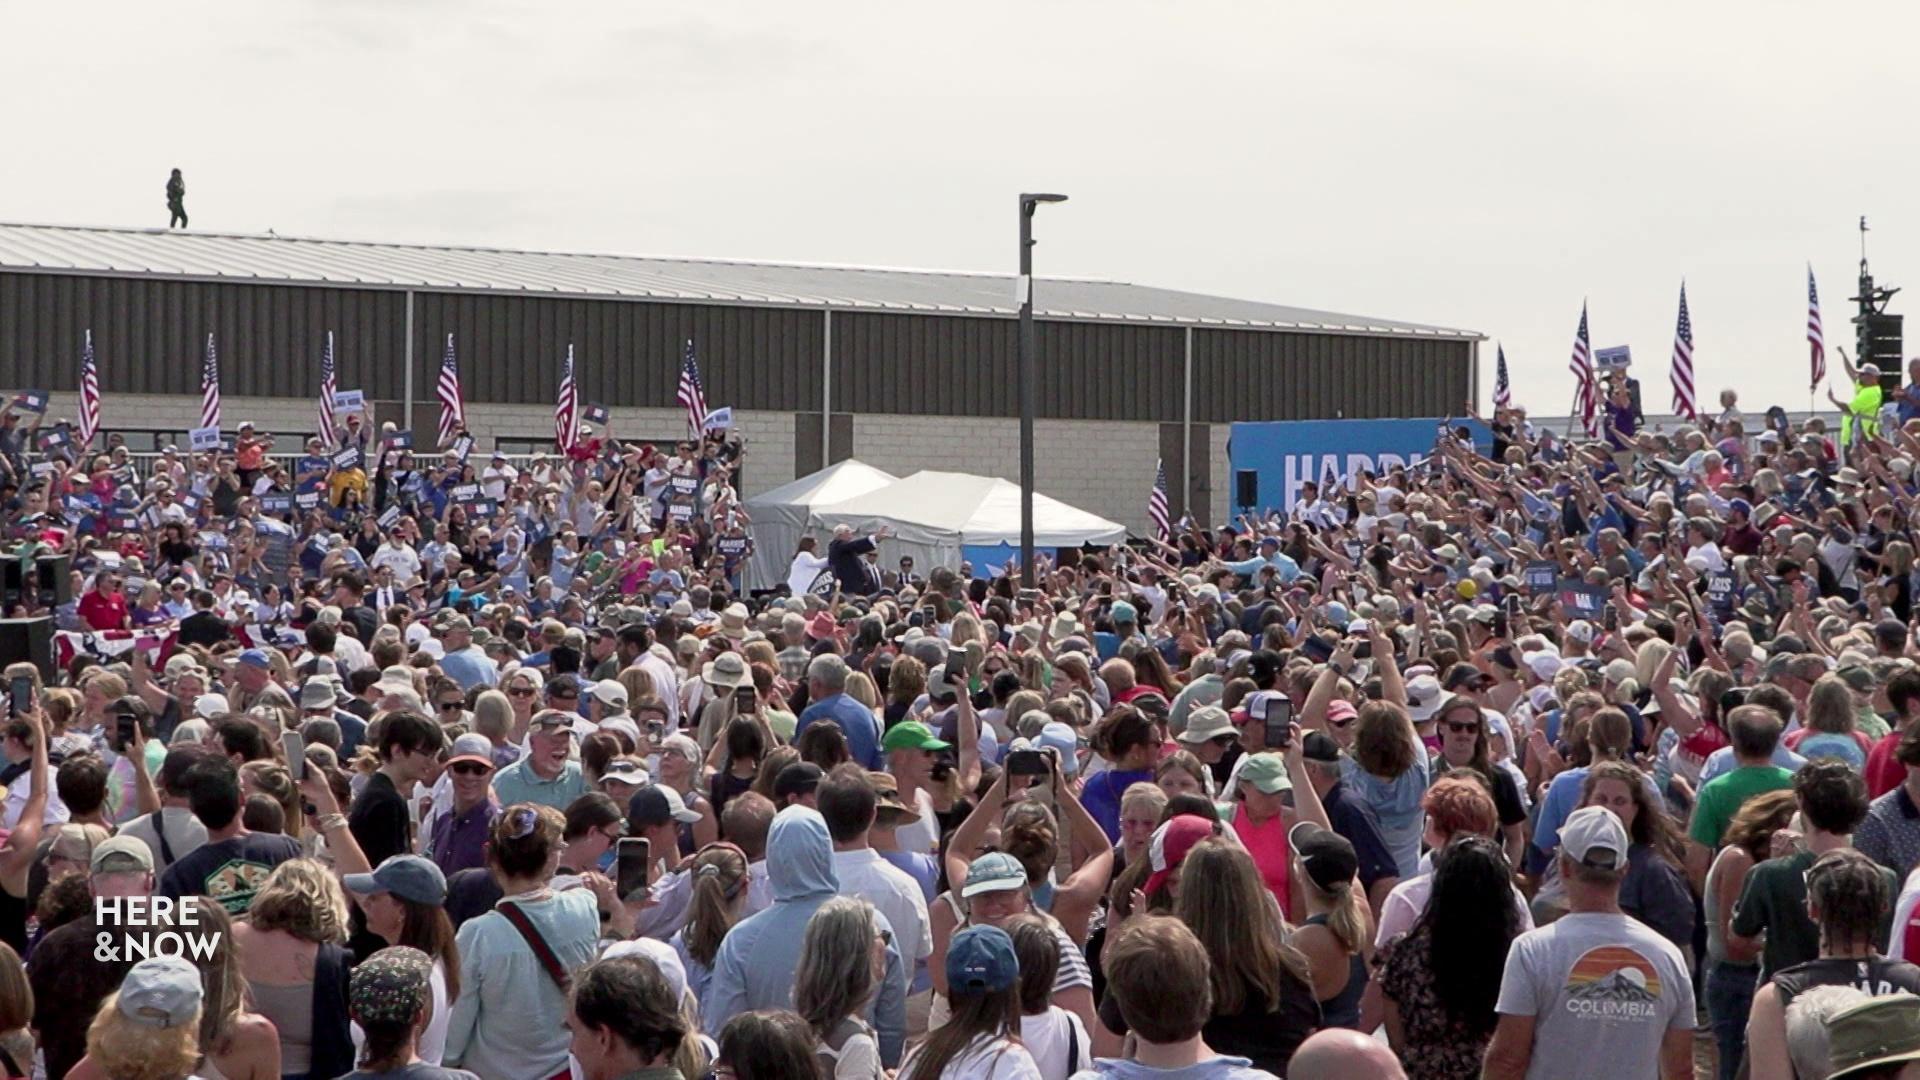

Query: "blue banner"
<box><xmin>1228</xmin><ymin>418</ymin><xmax>1488</xmax><ymax>515</ymax></box>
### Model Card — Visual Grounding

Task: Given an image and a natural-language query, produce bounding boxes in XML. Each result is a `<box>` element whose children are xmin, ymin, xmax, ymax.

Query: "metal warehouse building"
<box><xmin>0</xmin><ymin>222</ymin><xmax>1480</xmax><ymax>533</ymax></box>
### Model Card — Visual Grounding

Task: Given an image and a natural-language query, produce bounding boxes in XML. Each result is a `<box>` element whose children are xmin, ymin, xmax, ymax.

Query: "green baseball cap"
<box><xmin>1236</xmin><ymin>752</ymin><xmax>1292</xmax><ymax>795</ymax></box>
<box><xmin>882</xmin><ymin>721</ymin><xmax>951</xmax><ymax>753</ymax></box>
<box><xmin>1829</xmin><ymin>994</ymin><xmax>1920</xmax><ymax>1078</ymax></box>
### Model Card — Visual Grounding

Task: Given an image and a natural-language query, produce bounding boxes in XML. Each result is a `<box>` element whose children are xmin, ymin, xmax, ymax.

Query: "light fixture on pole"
<box><xmin>1018</xmin><ymin>191</ymin><xmax>1067</xmax><ymax>588</ymax></box>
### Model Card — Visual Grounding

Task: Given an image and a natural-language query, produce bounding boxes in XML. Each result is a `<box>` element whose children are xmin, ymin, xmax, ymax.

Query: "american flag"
<box><xmin>1670</xmin><ymin>283</ymin><xmax>1697</xmax><ymax>421</ymax></box>
<box><xmin>317</xmin><ymin>331</ymin><xmax>338</xmax><ymax>447</ymax></box>
<box><xmin>1493</xmin><ymin>344</ymin><xmax>1512</xmax><ymax>409</ymax></box>
<box><xmin>555</xmin><ymin>344</ymin><xmax>579</xmax><ymax>451</ymax></box>
<box><xmin>199</xmin><ymin>333</ymin><xmax>221</xmax><ymax>430</ymax></box>
<box><xmin>1808</xmin><ymin>265</ymin><xmax>1826</xmax><ymax>389</ymax></box>
<box><xmin>77</xmin><ymin>330</ymin><xmax>101</xmax><ymax>447</ymax></box>
<box><xmin>1147</xmin><ymin>459</ymin><xmax>1172</xmax><ymax>541</ymax></box>
<box><xmin>676</xmin><ymin>338</ymin><xmax>709</xmax><ymax>436</ymax></box>
<box><xmin>437</xmin><ymin>333</ymin><xmax>466</xmax><ymax>446</ymax></box>
<box><xmin>1567</xmin><ymin>304</ymin><xmax>1597</xmax><ymax>437</ymax></box>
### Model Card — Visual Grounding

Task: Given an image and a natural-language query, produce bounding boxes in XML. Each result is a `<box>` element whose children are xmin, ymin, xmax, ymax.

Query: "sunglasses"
<box><xmin>507</xmin><ymin>687</ymin><xmax>536</xmax><ymax>698</ymax></box>
<box><xmin>438</xmin><ymin>701</ymin><xmax>464</xmax><ymax>712</ymax></box>
<box><xmin>1443</xmin><ymin>721</ymin><xmax>1481</xmax><ymax>734</ymax></box>
<box><xmin>1209</xmin><ymin>734</ymin><xmax>1237</xmax><ymax>747</ymax></box>
<box><xmin>449</xmin><ymin>762</ymin><xmax>491</xmax><ymax>776</ymax></box>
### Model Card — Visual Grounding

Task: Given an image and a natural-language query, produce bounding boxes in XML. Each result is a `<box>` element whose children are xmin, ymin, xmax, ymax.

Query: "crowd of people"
<box><xmin>1</xmin><ymin>364</ymin><xmax>1920</xmax><ymax>1079</ymax></box>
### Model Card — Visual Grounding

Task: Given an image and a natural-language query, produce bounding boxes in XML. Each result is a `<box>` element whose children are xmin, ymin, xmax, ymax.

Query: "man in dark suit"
<box><xmin>827</xmin><ymin>523</ymin><xmax>892</xmax><ymax>596</ymax></box>
<box><xmin>175</xmin><ymin>589</ymin><xmax>232</xmax><ymax>649</ymax></box>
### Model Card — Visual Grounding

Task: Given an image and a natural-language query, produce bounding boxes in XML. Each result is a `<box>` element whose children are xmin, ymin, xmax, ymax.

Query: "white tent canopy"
<box><xmin>741</xmin><ymin>460</ymin><xmax>898</xmax><ymax>589</ymax></box>
<box><xmin>806</xmin><ymin>470</ymin><xmax>1127</xmax><ymax>575</ymax></box>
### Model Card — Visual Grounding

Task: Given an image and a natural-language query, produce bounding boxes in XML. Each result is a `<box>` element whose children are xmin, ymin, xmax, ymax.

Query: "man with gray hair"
<box><xmin>776</xmin><ymin>613</ymin><xmax>813</xmax><ymax>682</ymax></box>
<box><xmin>796</xmin><ymin>654</ymin><xmax>882</xmax><ymax>768</ymax></box>
<box><xmin>1784</xmin><ymin>984</ymin><xmax>1871</xmax><ymax>1080</ymax></box>
<box><xmin>827</xmin><ymin>523</ymin><xmax>892</xmax><ymax>596</ymax></box>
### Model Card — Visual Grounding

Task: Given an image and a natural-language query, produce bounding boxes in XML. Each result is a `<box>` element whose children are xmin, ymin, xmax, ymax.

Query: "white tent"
<box><xmin>807</xmin><ymin>470</ymin><xmax>1128</xmax><ymax>575</ymax></box>
<box><xmin>742</xmin><ymin>460</ymin><xmax>898</xmax><ymax>589</ymax></box>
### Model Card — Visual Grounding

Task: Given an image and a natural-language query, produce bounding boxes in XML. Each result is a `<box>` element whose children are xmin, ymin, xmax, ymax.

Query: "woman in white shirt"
<box><xmin>900</xmin><ymin>925</ymin><xmax>1041</xmax><ymax>1080</ymax></box>
<box><xmin>794</xmin><ymin>896</ymin><xmax>887</xmax><ymax>1080</ymax></box>
<box><xmin>1005</xmin><ymin>916</ymin><xmax>1090</xmax><ymax>1080</ymax></box>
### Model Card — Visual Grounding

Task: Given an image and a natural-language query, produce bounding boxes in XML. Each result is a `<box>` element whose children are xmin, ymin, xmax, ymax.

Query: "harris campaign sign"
<box><xmin>1228</xmin><ymin>418</ymin><xmax>1488</xmax><ymax>514</ymax></box>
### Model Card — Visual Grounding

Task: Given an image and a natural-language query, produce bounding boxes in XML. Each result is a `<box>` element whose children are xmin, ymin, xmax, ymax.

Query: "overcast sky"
<box><xmin>5</xmin><ymin>2</ymin><xmax>1917</xmax><ymax>415</ymax></box>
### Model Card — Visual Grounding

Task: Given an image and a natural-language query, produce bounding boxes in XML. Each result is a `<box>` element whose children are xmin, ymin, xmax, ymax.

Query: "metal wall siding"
<box><xmin>0</xmin><ymin>272</ymin><xmax>406</xmax><ymax>397</ymax></box>
<box><xmin>410</xmin><ymin>292</ymin><xmax>822</xmax><ymax>410</ymax></box>
<box><xmin>1191</xmin><ymin>329</ymin><xmax>1469</xmax><ymax>423</ymax></box>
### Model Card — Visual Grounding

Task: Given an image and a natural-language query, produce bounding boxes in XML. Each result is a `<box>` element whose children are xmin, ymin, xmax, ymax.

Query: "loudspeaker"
<box><xmin>1235</xmin><ymin>470</ymin><xmax>1259</xmax><ymax>510</ymax></box>
<box><xmin>0</xmin><ymin>618</ymin><xmax>54</xmax><ymax>684</ymax></box>
<box><xmin>35</xmin><ymin>554</ymin><xmax>70</xmax><ymax>607</ymax></box>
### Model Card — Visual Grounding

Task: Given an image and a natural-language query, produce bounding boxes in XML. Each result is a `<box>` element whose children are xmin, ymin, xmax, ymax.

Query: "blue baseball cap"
<box><xmin>946</xmin><ymin>924</ymin><xmax>1019</xmax><ymax>993</ymax></box>
<box><xmin>1037</xmin><ymin>722</ymin><xmax>1080</xmax><ymax>776</ymax></box>
<box><xmin>1729</xmin><ymin>498</ymin><xmax>1754</xmax><ymax>519</ymax></box>
<box><xmin>1110</xmin><ymin>600</ymin><xmax>1138</xmax><ymax>625</ymax></box>
<box><xmin>236</xmin><ymin>649</ymin><xmax>272</xmax><ymax>670</ymax></box>
<box><xmin>343</xmin><ymin>855</ymin><xmax>447</xmax><ymax>906</ymax></box>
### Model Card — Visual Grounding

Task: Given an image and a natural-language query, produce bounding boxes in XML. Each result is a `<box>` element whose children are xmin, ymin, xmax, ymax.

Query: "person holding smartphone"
<box><xmin>1224</xmin><ymin>721</ymin><xmax>1332</xmax><ymax>923</ymax></box>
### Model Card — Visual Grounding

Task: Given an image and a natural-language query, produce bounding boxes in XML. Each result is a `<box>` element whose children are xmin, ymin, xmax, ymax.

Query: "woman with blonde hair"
<box><xmin>234</xmin><ymin>858</ymin><xmax>354</xmax><ymax>1080</ymax></box>
<box><xmin>670</xmin><ymin>842</ymin><xmax>752</xmax><ymax>1001</ymax></box>
<box><xmin>1287</xmin><ymin>824</ymin><xmax>1371</xmax><ymax>1028</ymax></box>
<box><xmin>240</xmin><ymin>760</ymin><xmax>303</xmax><ymax>841</ymax></box>
<box><xmin>615</xmin><ymin>666</ymin><xmax>657</xmax><ymax>712</ymax></box>
<box><xmin>1784</xmin><ymin>674</ymin><xmax>1871</xmax><ymax>768</ymax></box>
<box><xmin>178</xmin><ymin>899</ymin><xmax>282</xmax><ymax>1080</ymax></box>
<box><xmin>845</xmin><ymin>671</ymin><xmax>881</xmax><ymax>712</ymax></box>
<box><xmin>73</xmin><ymin>957</ymin><xmax>205</xmax><ymax>1080</ymax></box>
<box><xmin>0</xmin><ymin>941</ymin><xmax>32</xmax><ymax>1078</ymax></box>
<box><xmin>794</xmin><ymin>896</ymin><xmax>887</xmax><ymax>1080</ymax></box>
<box><xmin>469</xmin><ymin>689</ymin><xmax>516</xmax><ymax>766</ymax></box>
<box><xmin>1153</xmin><ymin>749</ymin><xmax>1210</xmax><ymax>801</ymax></box>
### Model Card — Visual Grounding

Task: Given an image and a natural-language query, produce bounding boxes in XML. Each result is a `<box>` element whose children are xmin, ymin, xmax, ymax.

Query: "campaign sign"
<box><xmin>1556</xmin><ymin>579</ymin><xmax>1608</xmax><ymax>617</ymax></box>
<box><xmin>1228</xmin><ymin>419</ymin><xmax>1490</xmax><ymax>514</ymax></box>
<box><xmin>1705</xmin><ymin>572</ymin><xmax>1736</xmax><ymax>615</ymax></box>
<box><xmin>583</xmin><ymin>403</ymin><xmax>610</xmax><ymax>427</ymax></box>
<box><xmin>717</xmin><ymin>536</ymin><xmax>749</xmax><ymax>558</ymax></box>
<box><xmin>13</xmin><ymin>390</ymin><xmax>48</xmax><ymax>414</ymax></box>
<box><xmin>295</xmin><ymin>491</ymin><xmax>322</xmax><ymax>511</ymax></box>
<box><xmin>468</xmin><ymin>498</ymin><xmax>498</xmax><ymax>518</ymax></box>
<box><xmin>37</xmin><ymin>428</ymin><xmax>68</xmax><ymax>450</ymax></box>
<box><xmin>332</xmin><ymin>447</ymin><xmax>362</xmax><ymax>471</ymax></box>
<box><xmin>108</xmin><ymin>511</ymin><xmax>141</xmax><ymax>533</ymax></box>
<box><xmin>668</xmin><ymin>475</ymin><xmax>699</xmax><ymax>498</ymax></box>
<box><xmin>189</xmin><ymin>426</ymin><xmax>222</xmax><ymax>451</ymax></box>
<box><xmin>667</xmin><ymin>499</ymin><xmax>695</xmax><ymax>522</ymax></box>
<box><xmin>1594</xmin><ymin>345</ymin><xmax>1633</xmax><ymax>371</ymax></box>
<box><xmin>386</xmin><ymin>429</ymin><xmax>414</xmax><ymax>450</ymax></box>
<box><xmin>453</xmin><ymin>435</ymin><xmax>475</xmax><ymax>463</ymax></box>
<box><xmin>449</xmin><ymin>483</ymin><xmax>481</xmax><ymax>504</ymax></box>
<box><xmin>259</xmin><ymin>493</ymin><xmax>294</xmax><ymax>515</ymax></box>
<box><xmin>378</xmin><ymin>505</ymin><xmax>402</xmax><ymax>529</ymax></box>
<box><xmin>180</xmin><ymin>492</ymin><xmax>202</xmax><ymax>512</ymax></box>
<box><xmin>29</xmin><ymin>461</ymin><xmax>57</xmax><ymax>480</ymax></box>
<box><xmin>702</xmin><ymin>406</ymin><xmax>734</xmax><ymax>432</ymax></box>
<box><xmin>1523</xmin><ymin>561</ymin><xmax>1559</xmax><ymax>596</ymax></box>
<box><xmin>332</xmin><ymin>390</ymin><xmax>366</xmax><ymax>413</ymax></box>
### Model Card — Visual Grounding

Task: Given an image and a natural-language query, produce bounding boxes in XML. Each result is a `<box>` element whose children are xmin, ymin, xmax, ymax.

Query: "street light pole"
<box><xmin>1018</xmin><ymin>192</ymin><xmax>1067</xmax><ymax>588</ymax></box>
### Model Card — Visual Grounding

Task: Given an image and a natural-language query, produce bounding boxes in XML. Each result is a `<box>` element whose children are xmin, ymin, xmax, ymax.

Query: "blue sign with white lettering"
<box><xmin>1228</xmin><ymin>418</ymin><xmax>1488</xmax><ymax>515</ymax></box>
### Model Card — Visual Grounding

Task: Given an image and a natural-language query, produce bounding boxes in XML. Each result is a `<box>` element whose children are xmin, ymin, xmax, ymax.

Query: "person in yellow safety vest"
<box><xmin>1829</xmin><ymin>361</ymin><xmax>1884</xmax><ymax>448</ymax></box>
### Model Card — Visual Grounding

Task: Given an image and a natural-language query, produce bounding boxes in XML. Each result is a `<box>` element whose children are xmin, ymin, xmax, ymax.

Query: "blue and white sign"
<box><xmin>1228</xmin><ymin>418</ymin><xmax>1489</xmax><ymax>515</ymax></box>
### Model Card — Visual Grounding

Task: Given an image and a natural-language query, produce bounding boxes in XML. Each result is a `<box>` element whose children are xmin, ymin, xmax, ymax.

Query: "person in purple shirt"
<box><xmin>794</xmin><ymin>654</ymin><xmax>884</xmax><ymax>769</ymax></box>
<box><xmin>429</xmin><ymin>734</ymin><xmax>499</xmax><ymax>876</ymax></box>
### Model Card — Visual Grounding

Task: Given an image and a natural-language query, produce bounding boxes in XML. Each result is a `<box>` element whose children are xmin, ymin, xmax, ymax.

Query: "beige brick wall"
<box><xmin>850</xmin><ymin>413</ymin><xmax>1161</xmax><ymax>535</ymax></box>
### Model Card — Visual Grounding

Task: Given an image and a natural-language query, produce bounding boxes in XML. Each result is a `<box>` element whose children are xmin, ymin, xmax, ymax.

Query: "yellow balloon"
<box><xmin>1456</xmin><ymin>579</ymin><xmax>1478</xmax><ymax>600</ymax></box>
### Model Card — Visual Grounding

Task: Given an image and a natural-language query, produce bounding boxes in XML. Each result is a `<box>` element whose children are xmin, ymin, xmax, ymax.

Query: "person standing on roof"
<box><xmin>166</xmin><ymin>169</ymin><xmax>187</xmax><ymax>228</ymax></box>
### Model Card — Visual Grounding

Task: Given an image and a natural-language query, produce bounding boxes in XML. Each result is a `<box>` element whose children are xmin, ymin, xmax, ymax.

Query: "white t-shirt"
<box><xmin>1375</xmin><ymin>870</ymin><xmax>1535</xmax><ymax>950</ymax></box>
<box><xmin>1493</xmin><ymin>912</ymin><xmax>1694</xmax><ymax>1080</ymax></box>
<box><xmin>1890</xmin><ymin>867</ymin><xmax>1920</xmax><ymax>963</ymax></box>
<box><xmin>1019</xmin><ymin>1008</ymin><xmax>1091</xmax><ymax>1080</ymax></box>
<box><xmin>900</xmin><ymin>1035</ymin><xmax>1042</xmax><ymax>1080</ymax></box>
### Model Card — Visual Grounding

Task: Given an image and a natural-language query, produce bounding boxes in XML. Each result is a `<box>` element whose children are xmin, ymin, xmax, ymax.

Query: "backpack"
<box><xmin>814</xmin><ymin>1016</ymin><xmax>874</xmax><ymax>1078</ymax></box>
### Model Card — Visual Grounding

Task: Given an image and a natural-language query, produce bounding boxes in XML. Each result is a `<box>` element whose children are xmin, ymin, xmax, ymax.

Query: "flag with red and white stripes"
<box><xmin>199</xmin><ymin>333</ymin><xmax>221</xmax><ymax>430</ymax></box>
<box><xmin>1147</xmin><ymin>460</ymin><xmax>1172</xmax><ymax>541</ymax></box>
<box><xmin>1670</xmin><ymin>283</ymin><xmax>1697</xmax><ymax>421</ymax></box>
<box><xmin>1493</xmin><ymin>344</ymin><xmax>1512</xmax><ymax>409</ymax></box>
<box><xmin>317</xmin><ymin>331</ymin><xmax>338</xmax><ymax>446</ymax></box>
<box><xmin>555</xmin><ymin>344</ymin><xmax>579</xmax><ymax>451</ymax></box>
<box><xmin>676</xmin><ymin>339</ymin><xmax>709</xmax><ymax>437</ymax></box>
<box><xmin>77</xmin><ymin>330</ymin><xmax>101</xmax><ymax>447</ymax></box>
<box><xmin>1808</xmin><ymin>265</ymin><xmax>1826</xmax><ymax>389</ymax></box>
<box><xmin>1567</xmin><ymin>304</ymin><xmax>1597</xmax><ymax>437</ymax></box>
<box><xmin>437</xmin><ymin>334</ymin><xmax>466</xmax><ymax>446</ymax></box>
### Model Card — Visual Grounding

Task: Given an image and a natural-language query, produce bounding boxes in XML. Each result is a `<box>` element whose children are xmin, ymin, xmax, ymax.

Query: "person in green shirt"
<box><xmin>1687</xmin><ymin>706</ymin><xmax>1796</xmax><ymax>886</ymax></box>
<box><xmin>1829</xmin><ymin>360</ymin><xmax>1884</xmax><ymax>448</ymax></box>
<box><xmin>1727</xmin><ymin>761</ymin><xmax>1891</xmax><ymax>981</ymax></box>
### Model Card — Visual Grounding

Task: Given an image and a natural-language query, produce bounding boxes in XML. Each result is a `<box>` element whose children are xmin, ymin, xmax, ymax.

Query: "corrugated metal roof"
<box><xmin>0</xmin><ymin>222</ymin><xmax>1480</xmax><ymax>340</ymax></box>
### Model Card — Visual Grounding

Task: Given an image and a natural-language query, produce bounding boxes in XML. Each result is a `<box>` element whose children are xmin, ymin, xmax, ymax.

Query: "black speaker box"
<box><xmin>0</xmin><ymin>618</ymin><xmax>55</xmax><ymax>684</ymax></box>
